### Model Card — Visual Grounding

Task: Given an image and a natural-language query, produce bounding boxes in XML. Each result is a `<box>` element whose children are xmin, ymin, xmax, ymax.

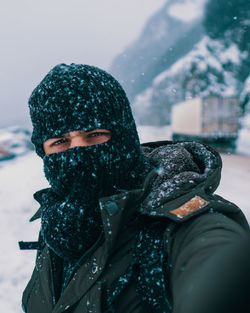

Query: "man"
<box><xmin>20</xmin><ymin>63</ymin><xmax>249</xmax><ymax>313</ymax></box>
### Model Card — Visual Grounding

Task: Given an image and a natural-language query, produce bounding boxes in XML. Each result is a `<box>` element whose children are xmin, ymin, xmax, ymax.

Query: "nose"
<box><xmin>70</xmin><ymin>135</ymin><xmax>88</xmax><ymax>148</ymax></box>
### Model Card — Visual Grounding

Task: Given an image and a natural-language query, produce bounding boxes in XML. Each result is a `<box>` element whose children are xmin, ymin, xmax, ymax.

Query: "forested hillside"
<box><xmin>110</xmin><ymin>0</ymin><xmax>250</xmax><ymax>125</ymax></box>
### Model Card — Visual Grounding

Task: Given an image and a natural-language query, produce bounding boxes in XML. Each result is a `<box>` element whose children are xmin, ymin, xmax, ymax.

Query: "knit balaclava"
<box><xmin>29</xmin><ymin>63</ymin><xmax>150</xmax><ymax>260</ymax></box>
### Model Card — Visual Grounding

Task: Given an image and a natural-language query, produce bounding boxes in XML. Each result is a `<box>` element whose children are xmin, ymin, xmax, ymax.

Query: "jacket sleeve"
<box><xmin>168</xmin><ymin>212</ymin><xmax>250</xmax><ymax>313</ymax></box>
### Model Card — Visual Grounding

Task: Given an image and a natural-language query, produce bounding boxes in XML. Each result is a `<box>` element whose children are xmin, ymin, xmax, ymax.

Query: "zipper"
<box><xmin>48</xmin><ymin>249</ymin><xmax>57</xmax><ymax>306</ymax></box>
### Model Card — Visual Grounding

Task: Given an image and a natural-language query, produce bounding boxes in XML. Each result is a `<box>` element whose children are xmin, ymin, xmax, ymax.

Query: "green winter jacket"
<box><xmin>21</xmin><ymin>141</ymin><xmax>249</xmax><ymax>313</ymax></box>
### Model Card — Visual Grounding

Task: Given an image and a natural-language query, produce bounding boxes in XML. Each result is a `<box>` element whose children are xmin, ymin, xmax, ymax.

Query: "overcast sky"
<box><xmin>0</xmin><ymin>0</ymin><xmax>166</xmax><ymax>128</ymax></box>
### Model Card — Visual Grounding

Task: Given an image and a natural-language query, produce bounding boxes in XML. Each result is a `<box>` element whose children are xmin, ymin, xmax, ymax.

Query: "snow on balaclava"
<box><xmin>28</xmin><ymin>63</ymin><xmax>151</xmax><ymax>260</ymax></box>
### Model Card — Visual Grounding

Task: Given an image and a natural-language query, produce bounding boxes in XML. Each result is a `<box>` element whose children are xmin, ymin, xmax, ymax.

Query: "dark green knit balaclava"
<box><xmin>29</xmin><ymin>63</ymin><xmax>150</xmax><ymax>260</ymax></box>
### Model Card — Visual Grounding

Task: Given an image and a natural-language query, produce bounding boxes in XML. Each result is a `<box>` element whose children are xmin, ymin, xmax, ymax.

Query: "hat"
<box><xmin>29</xmin><ymin>63</ymin><xmax>140</xmax><ymax>157</ymax></box>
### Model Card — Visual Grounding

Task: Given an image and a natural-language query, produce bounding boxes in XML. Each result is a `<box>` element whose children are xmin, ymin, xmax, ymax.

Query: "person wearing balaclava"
<box><xmin>21</xmin><ymin>63</ymin><xmax>249</xmax><ymax>313</ymax></box>
<box><xmin>28</xmin><ymin>63</ymin><xmax>151</xmax><ymax>293</ymax></box>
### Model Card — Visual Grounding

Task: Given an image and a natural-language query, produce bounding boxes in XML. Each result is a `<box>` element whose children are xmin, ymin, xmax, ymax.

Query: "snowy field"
<box><xmin>0</xmin><ymin>125</ymin><xmax>250</xmax><ymax>312</ymax></box>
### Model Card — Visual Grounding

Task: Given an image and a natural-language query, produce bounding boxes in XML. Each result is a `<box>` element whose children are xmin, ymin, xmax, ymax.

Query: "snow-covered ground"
<box><xmin>0</xmin><ymin>153</ymin><xmax>48</xmax><ymax>313</ymax></box>
<box><xmin>0</xmin><ymin>125</ymin><xmax>249</xmax><ymax>312</ymax></box>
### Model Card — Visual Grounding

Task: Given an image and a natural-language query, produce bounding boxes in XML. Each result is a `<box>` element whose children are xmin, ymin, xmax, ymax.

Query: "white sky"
<box><xmin>0</xmin><ymin>0</ymin><xmax>166</xmax><ymax>127</ymax></box>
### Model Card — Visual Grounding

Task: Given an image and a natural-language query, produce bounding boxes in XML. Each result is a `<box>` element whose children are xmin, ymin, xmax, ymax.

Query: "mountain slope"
<box><xmin>132</xmin><ymin>36</ymin><xmax>244</xmax><ymax>125</ymax></box>
<box><xmin>110</xmin><ymin>0</ymin><xmax>207</xmax><ymax>101</ymax></box>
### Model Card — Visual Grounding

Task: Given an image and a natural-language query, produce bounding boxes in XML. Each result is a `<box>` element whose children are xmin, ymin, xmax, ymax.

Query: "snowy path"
<box><xmin>0</xmin><ymin>148</ymin><xmax>249</xmax><ymax>312</ymax></box>
<box><xmin>218</xmin><ymin>153</ymin><xmax>250</xmax><ymax>221</ymax></box>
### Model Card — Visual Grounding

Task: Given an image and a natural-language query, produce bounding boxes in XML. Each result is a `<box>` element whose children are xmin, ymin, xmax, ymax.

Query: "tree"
<box><xmin>204</xmin><ymin>0</ymin><xmax>249</xmax><ymax>51</ymax></box>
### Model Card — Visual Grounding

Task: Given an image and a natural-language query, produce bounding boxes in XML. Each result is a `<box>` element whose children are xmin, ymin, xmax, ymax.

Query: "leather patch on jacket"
<box><xmin>170</xmin><ymin>196</ymin><xmax>209</xmax><ymax>218</ymax></box>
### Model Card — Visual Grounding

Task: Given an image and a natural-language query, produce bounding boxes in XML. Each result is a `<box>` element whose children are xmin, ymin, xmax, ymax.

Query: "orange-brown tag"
<box><xmin>170</xmin><ymin>196</ymin><xmax>209</xmax><ymax>219</ymax></box>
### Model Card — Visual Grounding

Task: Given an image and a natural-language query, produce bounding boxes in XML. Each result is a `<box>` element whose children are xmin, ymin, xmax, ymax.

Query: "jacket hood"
<box><xmin>140</xmin><ymin>141</ymin><xmax>222</xmax><ymax>214</ymax></box>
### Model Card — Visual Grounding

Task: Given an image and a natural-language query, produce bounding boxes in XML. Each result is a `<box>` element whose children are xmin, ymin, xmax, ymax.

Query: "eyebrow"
<box><xmin>56</xmin><ymin>129</ymin><xmax>109</xmax><ymax>138</ymax></box>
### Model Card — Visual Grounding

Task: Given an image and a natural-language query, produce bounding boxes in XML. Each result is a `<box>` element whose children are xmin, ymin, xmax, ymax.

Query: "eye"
<box><xmin>51</xmin><ymin>138</ymin><xmax>69</xmax><ymax>146</ymax></box>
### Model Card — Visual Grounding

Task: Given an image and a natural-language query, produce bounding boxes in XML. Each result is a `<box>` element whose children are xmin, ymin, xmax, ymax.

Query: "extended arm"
<box><xmin>169</xmin><ymin>212</ymin><xmax>250</xmax><ymax>313</ymax></box>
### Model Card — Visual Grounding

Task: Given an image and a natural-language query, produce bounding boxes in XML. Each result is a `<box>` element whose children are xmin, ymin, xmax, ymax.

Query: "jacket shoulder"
<box><xmin>162</xmin><ymin>193</ymin><xmax>249</xmax><ymax>257</ymax></box>
<box><xmin>161</xmin><ymin>191</ymin><xmax>248</xmax><ymax>229</ymax></box>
